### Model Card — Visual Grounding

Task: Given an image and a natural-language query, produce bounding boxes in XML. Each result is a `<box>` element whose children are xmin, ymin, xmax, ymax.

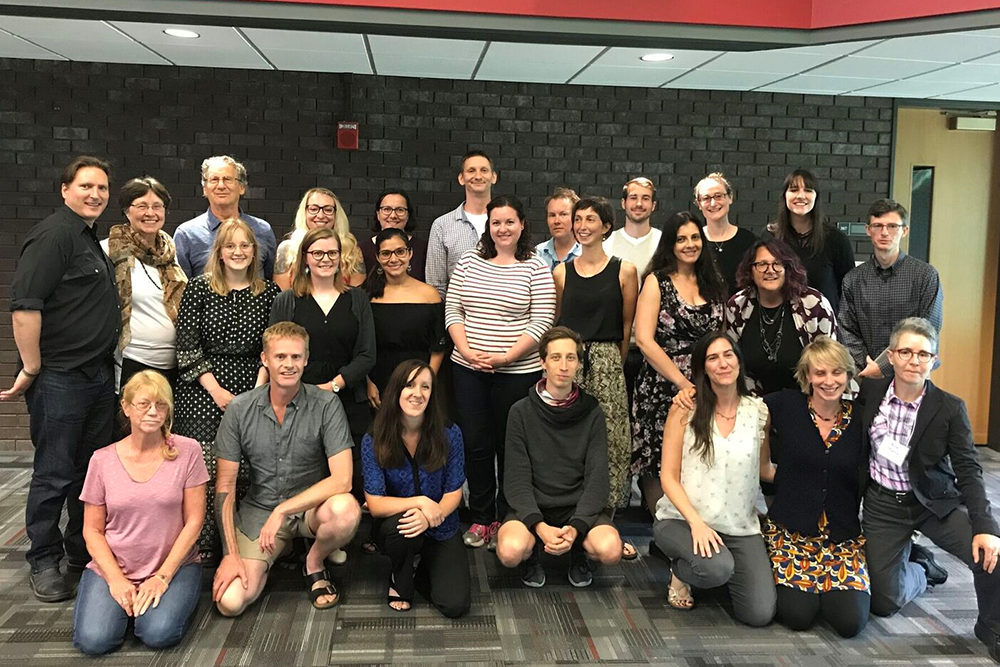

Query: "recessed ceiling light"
<box><xmin>163</xmin><ymin>28</ymin><xmax>200</xmax><ymax>39</ymax></box>
<box><xmin>640</xmin><ymin>53</ymin><xmax>674</xmax><ymax>62</ymax></box>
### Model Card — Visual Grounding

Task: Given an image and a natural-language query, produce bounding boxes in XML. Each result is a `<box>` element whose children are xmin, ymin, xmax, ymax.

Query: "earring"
<box><xmin>376</xmin><ymin>266</ymin><xmax>384</xmax><ymax>275</ymax></box>
<box><xmin>304</xmin><ymin>266</ymin><xmax>310</xmax><ymax>274</ymax></box>
<box><xmin>406</xmin><ymin>265</ymin><xmax>412</xmax><ymax>274</ymax></box>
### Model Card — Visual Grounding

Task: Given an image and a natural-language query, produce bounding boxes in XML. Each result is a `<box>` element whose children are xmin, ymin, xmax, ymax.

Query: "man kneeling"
<box><xmin>212</xmin><ymin>322</ymin><xmax>360</xmax><ymax>616</ymax></box>
<box><xmin>496</xmin><ymin>326</ymin><xmax>622</xmax><ymax>587</ymax></box>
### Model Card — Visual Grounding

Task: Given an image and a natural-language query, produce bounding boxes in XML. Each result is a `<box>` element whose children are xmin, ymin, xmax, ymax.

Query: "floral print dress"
<box><xmin>630</xmin><ymin>271</ymin><xmax>723</xmax><ymax>477</ymax></box>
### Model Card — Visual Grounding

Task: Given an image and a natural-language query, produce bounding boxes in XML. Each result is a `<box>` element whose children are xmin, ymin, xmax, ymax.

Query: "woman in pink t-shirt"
<box><xmin>73</xmin><ymin>370</ymin><xmax>208</xmax><ymax>655</ymax></box>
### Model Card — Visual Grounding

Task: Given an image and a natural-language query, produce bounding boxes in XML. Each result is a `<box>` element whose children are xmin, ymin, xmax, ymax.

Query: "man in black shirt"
<box><xmin>2</xmin><ymin>156</ymin><xmax>121</xmax><ymax>602</ymax></box>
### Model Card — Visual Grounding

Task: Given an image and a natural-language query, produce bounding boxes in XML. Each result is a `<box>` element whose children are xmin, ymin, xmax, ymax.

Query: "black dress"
<box><xmin>358</xmin><ymin>234</ymin><xmax>428</xmax><ymax>283</ymax></box>
<box><xmin>369</xmin><ymin>301</ymin><xmax>446</xmax><ymax>392</ymax></box>
<box><xmin>739</xmin><ymin>303</ymin><xmax>803</xmax><ymax>396</ymax></box>
<box><xmin>705</xmin><ymin>226</ymin><xmax>758</xmax><ymax>297</ymax></box>
<box><xmin>782</xmin><ymin>225</ymin><xmax>855</xmax><ymax>311</ymax></box>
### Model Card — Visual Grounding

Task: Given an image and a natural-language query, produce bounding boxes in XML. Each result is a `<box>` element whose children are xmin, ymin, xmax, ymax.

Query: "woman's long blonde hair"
<box><xmin>205</xmin><ymin>218</ymin><xmax>267</xmax><ymax>296</ymax></box>
<box><xmin>121</xmin><ymin>370</ymin><xmax>178</xmax><ymax>460</ymax></box>
<box><xmin>292</xmin><ymin>227</ymin><xmax>347</xmax><ymax>296</ymax></box>
<box><xmin>280</xmin><ymin>188</ymin><xmax>364</xmax><ymax>279</ymax></box>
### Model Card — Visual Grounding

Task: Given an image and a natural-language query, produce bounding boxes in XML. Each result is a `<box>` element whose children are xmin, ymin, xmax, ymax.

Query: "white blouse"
<box><xmin>655</xmin><ymin>395</ymin><xmax>767</xmax><ymax>536</ymax></box>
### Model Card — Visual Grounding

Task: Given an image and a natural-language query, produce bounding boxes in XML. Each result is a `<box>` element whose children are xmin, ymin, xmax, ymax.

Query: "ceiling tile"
<box><xmin>859</xmin><ymin>32</ymin><xmax>1000</xmax><ymax>63</ymax></box>
<box><xmin>667</xmin><ymin>69</ymin><xmax>783</xmax><ymax>90</ymax></box>
<box><xmin>807</xmin><ymin>55</ymin><xmax>946</xmax><ymax>79</ymax></box>
<box><xmin>906</xmin><ymin>62</ymin><xmax>1000</xmax><ymax>84</ymax></box>
<box><xmin>242</xmin><ymin>28</ymin><xmax>371</xmax><ymax>73</ymax></box>
<box><xmin>758</xmin><ymin>74</ymin><xmax>888</xmax><ymax>94</ymax></box>
<box><xmin>0</xmin><ymin>29</ymin><xmax>66</xmax><ymax>60</ymax></box>
<box><xmin>771</xmin><ymin>40</ymin><xmax>881</xmax><ymax>57</ymax></box>
<box><xmin>844</xmin><ymin>79</ymin><xmax>983</xmax><ymax>98</ymax></box>
<box><xmin>933</xmin><ymin>83</ymin><xmax>1000</xmax><ymax>101</ymax></box>
<box><xmin>701</xmin><ymin>50</ymin><xmax>838</xmax><ymax>74</ymax></box>
<box><xmin>476</xmin><ymin>42</ymin><xmax>603</xmax><ymax>83</ymax></box>
<box><xmin>368</xmin><ymin>35</ymin><xmax>482</xmax><ymax>78</ymax></box>
<box><xmin>572</xmin><ymin>65</ymin><xmax>681</xmax><ymax>87</ymax></box>
<box><xmin>2</xmin><ymin>16</ymin><xmax>168</xmax><ymax>64</ymax></box>
<box><xmin>111</xmin><ymin>22</ymin><xmax>270</xmax><ymax>69</ymax></box>
<box><xmin>592</xmin><ymin>46</ymin><xmax>720</xmax><ymax>69</ymax></box>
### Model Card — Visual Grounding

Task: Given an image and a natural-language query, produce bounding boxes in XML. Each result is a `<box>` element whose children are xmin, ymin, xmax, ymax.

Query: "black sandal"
<box><xmin>303</xmin><ymin>566</ymin><xmax>340</xmax><ymax>609</ymax></box>
<box><xmin>622</xmin><ymin>541</ymin><xmax>639</xmax><ymax>561</ymax></box>
<box><xmin>387</xmin><ymin>575</ymin><xmax>412</xmax><ymax>612</ymax></box>
<box><xmin>361</xmin><ymin>539</ymin><xmax>379</xmax><ymax>555</ymax></box>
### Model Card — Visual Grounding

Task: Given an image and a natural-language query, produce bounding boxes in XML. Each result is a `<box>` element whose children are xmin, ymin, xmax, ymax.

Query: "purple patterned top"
<box><xmin>869</xmin><ymin>380</ymin><xmax>926</xmax><ymax>491</ymax></box>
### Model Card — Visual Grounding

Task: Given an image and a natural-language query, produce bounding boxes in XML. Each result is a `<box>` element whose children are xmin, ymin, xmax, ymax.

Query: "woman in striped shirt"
<box><xmin>446</xmin><ymin>195</ymin><xmax>556</xmax><ymax>549</ymax></box>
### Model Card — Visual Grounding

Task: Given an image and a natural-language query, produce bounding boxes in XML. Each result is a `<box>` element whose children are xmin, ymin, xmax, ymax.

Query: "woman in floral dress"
<box><xmin>631</xmin><ymin>211</ymin><xmax>726</xmax><ymax>513</ymax></box>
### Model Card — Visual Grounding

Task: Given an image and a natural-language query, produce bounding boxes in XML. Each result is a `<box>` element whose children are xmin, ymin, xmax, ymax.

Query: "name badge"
<box><xmin>878</xmin><ymin>437</ymin><xmax>910</xmax><ymax>467</ymax></box>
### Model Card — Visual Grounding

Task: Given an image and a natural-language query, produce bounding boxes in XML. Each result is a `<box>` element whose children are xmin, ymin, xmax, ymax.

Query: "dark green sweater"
<box><xmin>503</xmin><ymin>388</ymin><xmax>609</xmax><ymax>536</ymax></box>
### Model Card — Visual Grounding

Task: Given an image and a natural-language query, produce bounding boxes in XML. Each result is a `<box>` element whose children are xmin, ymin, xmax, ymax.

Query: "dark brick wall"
<box><xmin>0</xmin><ymin>57</ymin><xmax>894</xmax><ymax>450</ymax></box>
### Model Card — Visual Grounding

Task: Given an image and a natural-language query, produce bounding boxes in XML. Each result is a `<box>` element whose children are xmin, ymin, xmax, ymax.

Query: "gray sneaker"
<box><xmin>520</xmin><ymin>550</ymin><xmax>545</xmax><ymax>588</ymax></box>
<box><xmin>567</xmin><ymin>551</ymin><xmax>593</xmax><ymax>588</ymax></box>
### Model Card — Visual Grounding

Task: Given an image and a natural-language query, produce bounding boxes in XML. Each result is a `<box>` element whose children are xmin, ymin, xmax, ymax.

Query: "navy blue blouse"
<box><xmin>361</xmin><ymin>423</ymin><xmax>465</xmax><ymax>540</ymax></box>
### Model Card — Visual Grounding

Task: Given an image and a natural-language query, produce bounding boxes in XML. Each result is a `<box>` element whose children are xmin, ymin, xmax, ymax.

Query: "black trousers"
<box><xmin>623</xmin><ymin>346</ymin><xmax>643</xmax><ymax>411</ymax></box>
<box><xmin>863</xmin><ymin>484</ymin><xmax>1000</xmax><ymax>638</ymax></box>
<box><xmin>374</xmin><ymin>514</ymin><xmax>471</xmax><ymax>618</ymax></box>
<box><xmin>776</xmin><ymin>586</ymin><xmax>870</xmax><ymax>637</ymax></box>
<box><xmin>452</xmin><ymin>365</ymin><xmax>540</xmax><ymax>525</ymax></box>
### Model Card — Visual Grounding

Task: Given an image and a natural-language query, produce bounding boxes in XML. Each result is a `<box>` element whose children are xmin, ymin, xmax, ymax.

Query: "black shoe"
<box><xmin>975</xmin><ymin>621</ymin><xmax>1000</xmax><ymax>664</ymax></box>
<box><xmin>64</xmin><ymin>562</ymin><xmax>87</xmax><ymax>591</ymax></box>
<box><xmin>909</xmin><ymin>543</ymin><xmax>948</xmax><ymax>586</ymax></box>
<box><xmin>567</xmin><ymin>551</ymin><xmax>593</xmax><ymax>588</ymax></box>
<box><xmin>29</xmin><ymin>567</ymin><xmax>73</xmax><ymax>603</ymax></box>
<box><xmin>520</xmin><ymin>550</ymin><xmax>545</xmax><ymax>588</ymax></box>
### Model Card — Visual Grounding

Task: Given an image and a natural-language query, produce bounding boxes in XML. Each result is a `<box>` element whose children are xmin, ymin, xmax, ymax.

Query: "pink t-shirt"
<box><xmin>80</xmin><ymin>435</ymin><xmax>209</xmax><ymax>583</ymax></box>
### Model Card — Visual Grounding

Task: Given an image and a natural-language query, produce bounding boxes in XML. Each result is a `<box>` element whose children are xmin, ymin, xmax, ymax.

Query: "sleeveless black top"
<box><xmin>558</xmin><ymin>257</ymin><xmax>624</xmax><ymax>342</ymax></box>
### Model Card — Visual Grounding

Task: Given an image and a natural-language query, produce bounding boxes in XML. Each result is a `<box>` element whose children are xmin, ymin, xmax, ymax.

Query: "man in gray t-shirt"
<box><xmin>212</xmin><ymin>322</ymin><xmax>360</xmax><ymax>617</ymax></box>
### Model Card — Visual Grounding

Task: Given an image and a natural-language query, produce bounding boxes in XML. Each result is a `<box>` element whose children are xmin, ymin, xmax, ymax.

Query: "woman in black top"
<box><xmin>724</xmin><ymin>238</ymin><xmax>838</xmax><ymax>396</ymax></box>
<box><xmin>269</xmin><ymin>227</ymin><xmax>376</xmax><ymax>551</ymax></box>
<box><xmin>554</xmin><ymin>196</ymin><xmax>638</xmax><ymax>558</ymax></box>
<box><xmin>767</xmin><ymin>169</ymin><xmax>855</xmax><ymax>310</ymax></box>
<box><xmin>365</xmin><ymin>228</ymin><xmax>446</xmax><ymax>406</ymax></box>
<box><xmin>358</xmin><ymin>189</ymin><xmax>428</xmax><ymax>283</ymax></box>
<box><xmin>694</xmin><ymin>172</ymin><xmax>757</xmax><ymax>297</ymax></box>
<box><xmin>762</xmin><ymin>336</ymin><xmax>869</xmax><ymax>637</ymax></box>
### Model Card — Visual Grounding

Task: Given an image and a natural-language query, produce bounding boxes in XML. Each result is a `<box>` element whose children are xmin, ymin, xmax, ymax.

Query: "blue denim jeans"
<box><xmin>73</xmin><ymin>563</ymin><xmax>202</xmax><ymax>655</ymax></box>
<box><xmin>23</xmin><ymin>363</ymin><xmax>116</xmax><ymax>571</ymax></box>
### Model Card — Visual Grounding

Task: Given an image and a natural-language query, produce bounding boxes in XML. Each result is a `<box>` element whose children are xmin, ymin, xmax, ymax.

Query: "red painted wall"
<box><xmin>241</xmin><ymin>0</ymin><xmax>1000</xmax><ymax>29</ymax></box>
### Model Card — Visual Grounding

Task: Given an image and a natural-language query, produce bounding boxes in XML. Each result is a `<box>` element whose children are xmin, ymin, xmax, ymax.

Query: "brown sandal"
<box><xmin>667</xmin><ymin>574</ymin><xmax>694</xmax><ymax>611</ymax></box>
<box><xmin>304</xmin><ymin>567</ymin><xmax>340</xmax><ymax>609</ymax></box>
<box><xmin>622</xmin><ymin>541</ymin><xmax>639</xmax><ymax>561</ymax></box>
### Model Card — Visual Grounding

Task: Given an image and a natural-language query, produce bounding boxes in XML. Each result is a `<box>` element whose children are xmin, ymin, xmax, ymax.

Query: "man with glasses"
<box><xmin>839</xmin><ymin>199</ymin><xmax>943</xmax><ymax>380</ymax></box>
<box><xmin>3</xmin><ymin>156</ymin><xmax>121</xmax><ymax>601</ymax></box>
<box><xmin>860</xmin><ymin>317</ymin><xmax>1000</xmax><ymax>663</ymax></box>
<box><xmin>173</xmin><ymin>155</ymin><xmax>277</xmax><ymax>279</ymax></box>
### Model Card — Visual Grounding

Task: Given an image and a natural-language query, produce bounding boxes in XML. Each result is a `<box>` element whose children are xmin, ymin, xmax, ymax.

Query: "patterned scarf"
<box><xmin>535</xmin><ymin>378</ymin><xmax>580</xmax><ymax>407</ymax></box>
<box><xmin>107</xmin><ymin>224</ymin><xmax>187</xmax><ymax>351</ymax></box>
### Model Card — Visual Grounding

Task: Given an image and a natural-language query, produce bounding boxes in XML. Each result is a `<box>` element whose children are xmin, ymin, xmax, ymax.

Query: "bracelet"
<box><xmin>153</xmin><ymin>573</ymin><xmax>169</xmax><ymax>585</ymax></box>
<box><xmin>21</xmin><ymin>368</ymin><xmax>39</xmax><ymax>378</ymax></box>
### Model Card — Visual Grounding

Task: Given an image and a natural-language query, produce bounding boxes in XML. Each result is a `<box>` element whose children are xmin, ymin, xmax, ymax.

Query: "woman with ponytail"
<box><xmin>74</xmin><ymin>370</ymin><xmax>208</xmax><ymax>655</ymax></box>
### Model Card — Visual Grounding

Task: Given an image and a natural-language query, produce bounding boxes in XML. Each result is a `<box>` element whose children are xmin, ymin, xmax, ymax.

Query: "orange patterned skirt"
<box><xmin>762</xmin><ymin>513</ymin><xmax>869</xmax><ymax>593</ymax></box>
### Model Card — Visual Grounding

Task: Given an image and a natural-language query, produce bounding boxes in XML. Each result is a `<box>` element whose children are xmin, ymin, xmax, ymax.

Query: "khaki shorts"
<box><xmin>236</xmin><ymin>509</ymin><xmax>317</xmax><ymax>569</ymax></box>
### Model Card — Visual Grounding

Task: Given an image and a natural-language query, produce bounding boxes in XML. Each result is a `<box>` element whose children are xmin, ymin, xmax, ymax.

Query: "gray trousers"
<box><xmin>862</xmin><ymin>485</ymin><xmax>1000</xmax><ymax>637</ymax></box>
<box><xmin>653</xmin><ymin>518</ymin><xmax>777</xmax><ymax>627</ymax></box>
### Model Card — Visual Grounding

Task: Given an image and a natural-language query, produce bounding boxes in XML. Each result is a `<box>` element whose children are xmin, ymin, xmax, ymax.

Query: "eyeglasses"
<box><xmin>130</xmin><ymin>203</ymin><xmax>165</xmax><ymax>213</ymax></box>
<box><xmin>891</xmin><ymin>348</ymin><xmax>936</xmax><ymax>364</ymax></box>
<box><xmin>378</xmin><ymin>206</ymin><xmax>409</xmax><ymax>217</ymax></box>
<box><xmin>131</xmin><ymin>400</ymin><xmax>169</xmax><ymax>414</ymax></box>
<box><xmin>223</xmin><ymin>242</ymin><xmax>253</xmax><ymax>253</ymax></box>
<box><xmin>206</xmin><ymin>176</ymin><xmax>239</xmax><ymax>187</ymax></box>
<box><xmin>377</xmin><ymin>248</ymin><xmax>410</xmax><ymax>260</ymax></box>
<box><xmin>307</xmin><ymin>249</ymin><xmax>341</xmax><ymax>261</ymax></box>
<box><xmin>696</xmin><ymin>193</ymin><xmax>729</xmax><ymax>204</ymax></box>
<box><xmin>751</xmin><ymin>260</ymin><xmax>785</xmax><ymax>272</ymax></box>
<box><xmin>867</xmin><ymin>223</ymin><xmax>905</xmax><ymax>233</ymax></box>
<box><xmin>306</xmin><ymin>204</ymin><xmax>336</xmax><ymax>216</ymax></box>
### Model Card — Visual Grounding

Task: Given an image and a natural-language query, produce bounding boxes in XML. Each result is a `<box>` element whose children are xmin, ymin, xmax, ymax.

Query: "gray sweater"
<box><xmin>503</xmin><ymin>388</ymin><xmax>609</xmax><ymax>536</ymax></box>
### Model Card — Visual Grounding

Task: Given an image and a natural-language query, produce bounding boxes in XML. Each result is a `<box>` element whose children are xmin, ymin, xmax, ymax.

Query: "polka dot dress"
<box><xmin>173</xmin><ymin>275</ymin><xmax>280</xmax><ymax>554</ymax></box>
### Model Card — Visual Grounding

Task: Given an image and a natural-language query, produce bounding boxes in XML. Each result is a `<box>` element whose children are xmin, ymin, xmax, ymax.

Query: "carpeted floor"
<box><xmin>0</xmin><ymin>450</ymin><xmax>998</xmax><ymax>666</ymax></box>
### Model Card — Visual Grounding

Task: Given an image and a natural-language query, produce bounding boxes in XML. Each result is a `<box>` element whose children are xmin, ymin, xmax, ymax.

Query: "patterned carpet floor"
<box><xmin>0</xmin><ymin>450</ymin><xmax>998</xmax><ymax>666</ymax></box>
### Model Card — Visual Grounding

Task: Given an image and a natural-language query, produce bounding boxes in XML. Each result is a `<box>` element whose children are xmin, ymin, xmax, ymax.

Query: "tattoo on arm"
<box><xmin>214</xmin><ymin>491</ymin><xmax>238</xmax><ymax>556</ymax></box>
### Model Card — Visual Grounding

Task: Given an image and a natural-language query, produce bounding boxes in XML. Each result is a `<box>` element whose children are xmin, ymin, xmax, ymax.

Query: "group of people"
<box><xmin>2</xmin><ymin>149</ymin><xmax>997</xmax><ymax>664</ymax></box>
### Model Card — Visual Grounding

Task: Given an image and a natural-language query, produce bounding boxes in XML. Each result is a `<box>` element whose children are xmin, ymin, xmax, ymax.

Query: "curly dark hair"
<box><xmin>477</xmin><ymin>195</ymin><xmax>534</xmax><ymax>261</ymax></box>
<box><xmin>734</xmin><ymin>238</ymin><xmax>809</xmax><ymax>300</ymax></box>
<box><xmin>647</xmin><ymin>211</ymin><xmax>726</xmax><ymax>303</ymax></box>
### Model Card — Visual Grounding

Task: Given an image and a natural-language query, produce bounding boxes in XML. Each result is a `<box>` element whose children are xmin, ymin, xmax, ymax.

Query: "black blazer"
<box><xmin>859</xmin><ymin>378</ymin><xmax>999</xmax><ymax>537</ymax></box>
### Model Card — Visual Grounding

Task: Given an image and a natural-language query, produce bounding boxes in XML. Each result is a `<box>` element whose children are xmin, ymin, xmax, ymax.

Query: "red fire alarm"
<box><xmin>337</xmin><ymin>121</ymin><xmax>359</xmax><ymax>150</ymax></box>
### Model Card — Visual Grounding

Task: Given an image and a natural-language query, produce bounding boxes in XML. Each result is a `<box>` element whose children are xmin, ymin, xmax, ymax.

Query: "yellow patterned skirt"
<box><xmin>762</xmin><ymin>513</ymin><xmax>869</xmax><ymax>593</ymax></box>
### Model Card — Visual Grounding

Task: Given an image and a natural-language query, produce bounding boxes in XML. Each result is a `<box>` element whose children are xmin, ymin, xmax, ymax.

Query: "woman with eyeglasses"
<box><xmin>274</xmin><ymin>188</ymin><xmax>366</xmax><ymax>290</ymax></box>
<box><xmin>101</xmin><ymin>178</ymin><xmax>187</xmax><ymax>439</ymax></box>
<box><xmin>365</xmin><ymin>228</ymin><xmax>445</xmax><ymax>408</ymax></box>
<box><xmin>269</xmin><ymin>227</ymin><xmax>376</xmax><ymax>544</ymax></box>
<box><xmin>73</xmin><ymin>371</ymin><xmax>208</xmax><ymax>655</ymax></box>
<box><xmin>768</xmin><ymin>169</ymin><xmax>855</xmax><ymax>311</ymax></box>
<box><xmin>725</xmin><ymin>238</ymin><xmax>838</xmax><ymax>396</ymax></box>
<box><xmin>693</xmin><ymin>172</ymin><xmax>757</xmax><ymax>297</ymax></box>
<box><xmin>359</xmin><ymin>189</ymin><xmax>429</xmax><ymax>282</ymax></box>
<box><xmin>174</xmin><ymin>219</ymin><xmax>280</xmax><ymax>561</ymax></box>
